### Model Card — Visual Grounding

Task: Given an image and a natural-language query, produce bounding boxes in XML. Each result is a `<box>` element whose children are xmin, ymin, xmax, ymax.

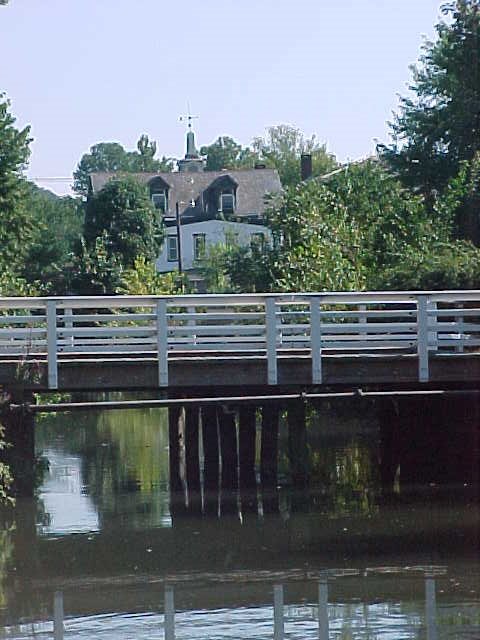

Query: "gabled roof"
<box><xmin>89</xmin><ymin>169</ymin><xmax>282</xmax><ymax>219</ymax></box>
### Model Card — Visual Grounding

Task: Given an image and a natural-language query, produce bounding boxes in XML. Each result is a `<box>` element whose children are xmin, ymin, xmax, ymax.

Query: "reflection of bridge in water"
<box><xmin>18</xmin><ymin>568</ymin><xmax>447</xmax><ymax>640</ymax></box>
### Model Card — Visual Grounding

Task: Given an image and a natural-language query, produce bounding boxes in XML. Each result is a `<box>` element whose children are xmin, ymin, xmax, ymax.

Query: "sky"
<box><xmin>0</xmin><ymin>0</ymin><xmax>444</xmax><ymax>195</ymax></box>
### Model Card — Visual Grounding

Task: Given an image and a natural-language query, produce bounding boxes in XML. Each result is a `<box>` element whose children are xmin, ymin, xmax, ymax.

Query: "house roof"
<box><xmin>89</xmin><ymin>169</ymin><xmax>282</xmax><ymax>220</ymax></box>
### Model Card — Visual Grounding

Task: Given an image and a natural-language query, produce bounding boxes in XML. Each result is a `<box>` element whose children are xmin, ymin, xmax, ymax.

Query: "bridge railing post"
<box><xmin>310</xmin><ymin>297</ymin><xmax>322</xmax><ymax>384</ymax></box>
<box><xmin>46</xmin><ymin>300</ymin><xmax>58</xmax><ymax>390</ymax></box>
<box><xmin>417</xmin><ymin>295</ymin><xmax>429</xmax><ymax>382</ymax></box>
<box><xmin>157</xmin><ymin>299</ymin><xmax>169</xmax><ymax>387</ymax></box>
<box><xmin>266</xmin><ymin>297</ymin><xmax>278</xmax><ymax>385</ymax></box>
<box><xmin>427</xmin><ymin>301</ymin><xmax>438</xmax><ymax>352</ymax></box>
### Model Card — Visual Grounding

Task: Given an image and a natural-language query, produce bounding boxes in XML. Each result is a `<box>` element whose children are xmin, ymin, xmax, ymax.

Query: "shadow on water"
<box><xmin>0</xmin><ymin>395</ymin><xmax>478</xmax><ymax>637</ymax></box>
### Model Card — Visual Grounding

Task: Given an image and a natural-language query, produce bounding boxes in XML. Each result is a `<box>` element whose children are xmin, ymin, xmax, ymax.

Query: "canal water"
<box><xmin>0</xmin><ymin>400</ymin><xmax>478</xmax><ymax>638</ymax></box>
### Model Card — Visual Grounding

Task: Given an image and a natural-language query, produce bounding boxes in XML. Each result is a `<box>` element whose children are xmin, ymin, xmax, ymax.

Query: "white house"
<box><xmin>156</xmin><ymin>219</ymin><xmax>270</xmax><ymax>272</ymax></box>
<box><xmin>88</xmin><ymin>127</ymin><xmax>282</xmax><ymax>281</ymax></box>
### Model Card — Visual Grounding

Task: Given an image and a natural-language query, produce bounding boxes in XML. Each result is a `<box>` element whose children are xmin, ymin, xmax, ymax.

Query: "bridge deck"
<box><xmin>1</xmin><ymin>351</ymin><xmax>479</xmax><ymax>393</ymax></box>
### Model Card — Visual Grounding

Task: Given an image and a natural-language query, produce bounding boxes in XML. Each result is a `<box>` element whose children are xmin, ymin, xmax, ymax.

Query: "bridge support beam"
<box><xmin>218</xmin><ymin>406</ymin><xmax>238</xmax><ymax>515</ymax></box>
<box><xmin>239</xmin><ymin>406</ymin><xmax>257</xmax><ymax>515</ymax></box>
<box><xmin>0</xmin><ymin>390</ymin><xmax>36</xmax><ymax>498</ymax></box>
<box><xmin>201</xmin><ymin>405</ymin><xmax>219</xmax><ymax>517</ymax></box>
<box><xmin>287</xmin><ymin>401</ymin><xmax>309</xmax><ymax>492</ymax></box>
<box><xmin>184</xmin><ymin>406</ymin><xmax>201</xmax><ymax>514</ymax></box>
<box><xmin>260</xmin><ymin>405</ymin><xmax>280</xmax><ymax>514</ymax></box>
<box><xmin>168</xmin><ymin>406</ymin><xmax>186</xmax><ymax>518</ymax></box>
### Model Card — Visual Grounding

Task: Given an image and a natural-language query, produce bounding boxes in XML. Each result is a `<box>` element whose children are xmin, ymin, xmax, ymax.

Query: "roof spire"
<box><xmin>179</xmin><ymin>105</ymin><xmax>199</xmax><ymax>159</ymax></box>
<box><xmin>178</xmin><ymin>105</ymin><xmax>205</xmax><ymax>172</ymax></box>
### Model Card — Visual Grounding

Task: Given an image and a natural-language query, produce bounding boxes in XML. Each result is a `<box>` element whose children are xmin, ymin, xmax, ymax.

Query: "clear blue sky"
<box><xmin>1</xmin><ymin>0</ymin><xmax>443</xmax><ymax>194</ymax></box>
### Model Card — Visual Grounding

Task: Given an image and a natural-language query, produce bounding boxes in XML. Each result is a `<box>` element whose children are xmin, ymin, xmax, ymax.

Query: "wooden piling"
<box><xmin>378</xmin><ymin>399</ymin><xmax>402</xmax><ymax>492</ymax></box>
<box><xmin>168</xmin><ymin>406</ymin><xmax>186</xmax><ymax>518</ymax></box>
<box><xmin>218</xmin><ymin>406</ymin><xmax>238</xmax><ymax>515</ymax></box>
<box><xmin>184</xmin><ymin>406</ymin><xmax>201</xmax><ymax>514</ymax></box>
<box><xmin>201</xmin><ymin>405</ymin><xmax>219</xmax><ymax>516</ymax></box>
<box><xmin>260</xmin><ymin>405</ymin><xmax>280</xmax><ymax>514</ymax></box>
<box><xmin>287</xmin><ymin>401</ymin><xmax>308</xmax><ymax>490</ymax></box>
<box><xmin>239</xmin><ymin>406</ymin><xmax>257</xmax><ymax>514</ymax></box>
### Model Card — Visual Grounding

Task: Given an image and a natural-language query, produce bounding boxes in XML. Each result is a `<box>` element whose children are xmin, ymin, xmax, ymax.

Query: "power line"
<box><xmin>31</xmin><ymin>177</ymin><xmax>73</xmax><ymax>181</ymax></box>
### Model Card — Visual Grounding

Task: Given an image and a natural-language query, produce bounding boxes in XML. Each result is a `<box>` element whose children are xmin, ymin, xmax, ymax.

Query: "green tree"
<box><xmin>252</xmin><ymin>124</ymin><xmax>337</xmax><ymax>188</ymax></box>
<box><xmin>200</xmin><ymin>161</ymin><xmax>436</xmax><ymax>293</ymax></box>
<box><xmin>21</xmin><ymin>185</ymin><xmax>82</xmax><ymax>293</ymax></box>
<box><xmin>73</xmin><ymin>136</ymin><xmax>174</xmax><ymax>196</ymax></box>
<box><xmin>433</xmin><ymin>152</ymin><xmax>480</xmax><ymax>243</ymax></box>
<box><xmin>84</xmin><ymin>176</ymin><xmax>163</xmax><ymax>269</ymax></box>
<box><xmin>119</xmin><ymin>256</ymin><xmax>188</xmax><ymax>295</ymax></box>
<box><xmin>379</xmin><ymin>0</ymin><xmax>480</xmax><ymax>199</ymax></box>
<box><xmin>376</xmin><ymin>240</ymin><xmax>480</xmax><ymax>290</ymax></box>
<box><xmin>200</xmin><ymin>136</ymin><xmax>257</xmax><ymax>171</ymax></box>
<box><xmin>0</xmin><ymin>93</ymin><xmax>34</xmax><ymax>277</ymax></box>
<box><xmin>71</xmin><ymin>233</ymin><xmax>124</xmax><ymax>295</ymax></box>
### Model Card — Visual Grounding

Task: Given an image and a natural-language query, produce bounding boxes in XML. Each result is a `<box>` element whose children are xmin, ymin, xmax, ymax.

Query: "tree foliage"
<box><xmin>252</xmin><ymin>124</ymin><xmax>337</xmax><ymax>188</ymax></box>
<box><xmin>73</xmin><ymin>177</ymin><xmax>163</xmax><ymax>294</ymax></box>
<box><xmin>0</xmin><ymin>94</ymin><xmax>34</xmax><ymax>276</ymax></box>
<box><xmin>379</xmin><ymin>0</ymin><xmax>480</xmax><ymax>198</ymax></box>
<box><xmin>84</xmin><ymin>176</ymin><xmax>163</xmax><ymax>266</ymax></box>
<box><xmin>73</xmin><ymin>136</ymin><xmax>174</xmax><ymax>195</ymax></box>
<box><xmin>199</xmin><ymin>161</ymin><xmax>438</xmax><ymax>293</ymax></box>
<box><xmin>20</xmin><ymin>185</ymin><xmax>82</xmax><ymax>293</ymax></box>
<box><xmin>200</xmin><ymin>136</ymin><xmax>257</xmax><ymax>171</ymax></box>
<box><xmin>118</xmin><ymin>256</ymin><xmax>189</xmax><ymax>295</ymax></box>
<box><xmin>376</xmin><ymin>240</ymin><xmax>480</xmax><ymax>290</ymax></box>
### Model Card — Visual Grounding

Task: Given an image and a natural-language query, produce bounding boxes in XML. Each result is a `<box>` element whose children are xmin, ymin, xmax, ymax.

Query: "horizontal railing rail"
<box><xmin>0</xmin><ymin>291</ymin><xmax>479</xmax><ymax>389</ymax></box>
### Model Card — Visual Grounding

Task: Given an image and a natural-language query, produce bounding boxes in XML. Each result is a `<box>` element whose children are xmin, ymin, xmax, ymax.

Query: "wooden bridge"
<box><xmin>0</xmin><ymin>290</ymin><xmax>479</xmax><ymax>392</ymax></box>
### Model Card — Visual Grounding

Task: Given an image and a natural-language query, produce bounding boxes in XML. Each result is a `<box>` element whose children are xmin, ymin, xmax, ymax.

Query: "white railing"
<box><xmin>0</xmin><ymin>291</ymin><xmax>479</xmax><ymax>389</ymax></box>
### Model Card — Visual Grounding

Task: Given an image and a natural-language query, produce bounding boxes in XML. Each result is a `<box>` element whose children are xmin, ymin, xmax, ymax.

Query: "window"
<box><xmin>152</xmin><ymin>190</ymin><xmax>167</xmax><ymax>213</ymax></box>
<box><xmin>219</xmin><ymin>191</ymin><xmax>235</xmax><ymax>214</ymax></box>
<box><xmin>193</xmin><ymin>233</ymin><xmax>206</xmax><ymax>260</ymax></box>
<box><xmin>167</xmin><ymin>236</ymin><xmax>178</xmax><ymax>262</ymax></box>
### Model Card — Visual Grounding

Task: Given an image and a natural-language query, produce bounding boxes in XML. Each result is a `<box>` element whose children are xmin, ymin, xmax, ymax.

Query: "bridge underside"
<box><xmin>1</xmin><ymin>352</ymin><xmax>479</xmax><ymax>393</ymax></box>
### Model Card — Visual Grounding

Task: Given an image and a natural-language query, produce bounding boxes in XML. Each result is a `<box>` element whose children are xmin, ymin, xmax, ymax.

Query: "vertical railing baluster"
<box><xmin>427</xmin><ymin>301</ymin><xmax>438</xmax><ymax>352</ymax></box>
<box><xmin>359</xmin><ymin>303</ymin><xmax>367</xmax><ymax>340</ymax></box>
<box><xmin>187</xmin><ymin>305</ymin><xmax>196</xmax><ymax>345</ymax></box>
<box><xmin>53</xmin><ymin>591</ymin><xmax>64</xmax><ymax>640</ymax></box>
<box><xmin>157</xmin><ymin>299</ymin><xmax>168</xmax><ymax>387</ymax></box>
<box><xmin>455</xmin><ymin>303</ymin><xmax>464</xmax><ymax>353</ymax></box>
<box><xmin>46</xmin><ymin>300</ymin><xmax>58</xmax><ymax>390</ymax></box>
<box><xmin>318</xmin><ymin>574</ymin><xmax>329</xmax><ymax>640</ymax></box>
<box><xmin>425</xmin><ymin>574</ymin><xmax>438</xmax><ymax>640</ymax></box>
<box><xmin>417</xmin><ymin>295</ymin><xmax>429</xmax><ymax>382</ymax></box>
<box><xmin>266</xmin><ymin>297</ymin><xmax>278</xmax><ymax>385</ymax></box>
<box><xmin>273</xmin><ymin>584</ymin><xmax>284</xmax><ymax>640</ymax></box>
<box><xmin>64</xmin><ymin>307</ymin><xmax>74</xmax><ymax>350</ymax></box>
<box><xmin>164</xmin><ymin>584</ymin><xmax>175</xmax><ymax>640</ymax></box>
<box><xmin>310</xmin><ymin>297</ymin><xmax>322</xmax><ymax>384</ymax></box>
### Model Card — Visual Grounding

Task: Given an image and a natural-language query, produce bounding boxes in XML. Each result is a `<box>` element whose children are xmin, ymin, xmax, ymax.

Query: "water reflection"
<box><xmin>0</xmin><ymin>399</ymin><xmax>478</xmax><ymax>638</ymax></box>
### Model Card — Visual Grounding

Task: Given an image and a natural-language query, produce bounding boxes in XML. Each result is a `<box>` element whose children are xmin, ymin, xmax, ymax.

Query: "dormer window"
<box><xmin>220</xmin><ymin>190</ymin><xmax>235</xmax><ymax>214</ymax></box>
<box><xmin>148</xmin><ymin>176</ymin><xmax>170</xmax><ymax>214</ymax></box>
<box><xmin>152</xmin><ymin>189</ymin><xmax>167</xmax><ymax>213</ymax></box>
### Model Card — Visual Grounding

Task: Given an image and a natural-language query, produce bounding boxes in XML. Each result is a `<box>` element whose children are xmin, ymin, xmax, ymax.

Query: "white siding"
<box><xmin>156</xmin><ymin>220</ymin><xmax>270</xmax><ymax>273</ymax></box>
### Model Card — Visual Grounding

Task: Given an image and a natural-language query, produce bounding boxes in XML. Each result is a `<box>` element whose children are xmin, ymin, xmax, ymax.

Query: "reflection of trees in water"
<box><xmin>0</xmin><ymin>522</ymin><xmax>14</xmax><ymax>609</ymax></box>
<box><xmin>278</xmin><ymin>402</ymin><xmax>380</xmax><ymax>517</ymax></box>
<box><xmin>37</xmin><ymin>409</ymin><xmax>171</xmax><ymax>530</ymax></box>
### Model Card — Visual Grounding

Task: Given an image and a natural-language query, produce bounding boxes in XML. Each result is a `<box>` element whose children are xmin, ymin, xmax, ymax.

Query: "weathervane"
<box><xmin>179</xmin><ymin>103</ymin><xmax>199</xmax><ymax>130</ymax></box>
